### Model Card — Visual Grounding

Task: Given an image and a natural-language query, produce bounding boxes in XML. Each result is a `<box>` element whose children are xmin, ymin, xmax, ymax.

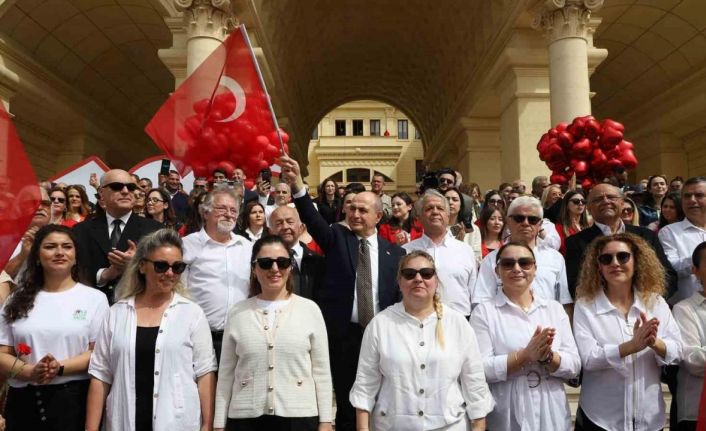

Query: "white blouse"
<box><xmin>350</xmin><ymin>302</ymin><xmax>495</xmax><ymax>431</ymax></box>
<box><xmin>573</xmin><ymin>291</ymin><xmax>682</xmax><ymax>431</ymax></box>
<box><xmin>672</xmin><ymin>292</ymin><xmax>706</xmax><ymax>422</ymax></box>
<box><xmin>89</xmin><ymin>293</ymin><xmax>217</xmax><ymax>431</ymax></box>
<box><xmin>470</xmin><ymin>292</ymin><xmax>580</xmax><ymax>431</ymax></box>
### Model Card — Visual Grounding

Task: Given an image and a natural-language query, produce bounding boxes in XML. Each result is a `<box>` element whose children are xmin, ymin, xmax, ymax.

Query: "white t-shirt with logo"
<box><xmin>0</xmin><ymin>282</ymin><xmax>109</xmax><ymax>387</ymax></box>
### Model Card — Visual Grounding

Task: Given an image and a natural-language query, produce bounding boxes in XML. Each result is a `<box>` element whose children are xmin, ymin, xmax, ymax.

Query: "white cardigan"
<box><xmin>214</xmin><ymin>294</ymin><xmax>332</xmax><ymax>427</ymax></box>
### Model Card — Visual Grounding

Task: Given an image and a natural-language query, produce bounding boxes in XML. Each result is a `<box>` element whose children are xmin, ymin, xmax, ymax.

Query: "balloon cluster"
<box><xmin>537</xmin><ymin>116</ymin><xmax>637</xmax><ymax>190</ymax></box>
<box><xmin>176</xmin><ymin>91</ymin><xmax>289</xmax><ymax>187</ymax></box>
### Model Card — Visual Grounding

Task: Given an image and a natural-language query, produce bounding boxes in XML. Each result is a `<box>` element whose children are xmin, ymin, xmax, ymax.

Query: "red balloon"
<box><xmin>572</xmin><ymin>160</ymin><xmax>590</xmax><ymax>177</ymax></box>
<box><xmin>550</xmin><ymin>172</ymin><xmax>569</xmax><ymax>185</ymax></box>
<box><xmin>244</xmin><ymin>179</ymin><xmax>254</xmax><ymax>190</ymax></box>
<box><xmin>555</xmin><ymin>122</ymin><xmax>569</xmax><ymax>132</ymax></box>
<box><xmin>217</xmin><ymin>160</ymin><xmax>235</xmax><ymax>174</ymax></box>
<box><xmin>568</xmin><ymin>117</ymin><xmax>587</xmax><ymax>138</ymax></box>
<box><xmin>193</xmin><ymin>99</ymin><xmax>210</xmax><ymax>114</ymax></box>
<box><xmin>600</xmin><ymin>126</ymin><xmax>623</xmax><ymax>148</ymax></box>
<box><xmin>602</xmin><ymin>118</ymin><xmax>625</xmax><ymax>133</ymax></box>
<box><xmin>617</xmin><ymin>140</ymin><xmax>634</xmax><ymax>152</ymax></box>
<box><xmin>264</xmin><ymin>144</ymin><xmax>280</xmax><ymax>160</ymax></box>
<box><xmin>207</xmin><ymin>161</ymin><xmax>219</xmax><ymax>175</ymax></box>
<box><xmin>581</xmin><ymin>177</ymin><xmax>595</xmax><ymax>190</ymax></box>
<box><xmin>584</xmin><ymin>118</ymin><xmax>602</xmax><ymax>140</ymax></box>
<box><xmin>571</xmin><ymin>138</ymin><xmax>593</xmax><ymax>160</ymax></box>
<box><xmin>557</xmin><ymin>131</ymin><xmax>574</xmax><ymax>150</ymax></box>
<box><xmin>619</xmin><ymin>149</ymin><xmax>638</xmax><ymax>170</ymax></box>
<box><xmin>184</xmin><ymin>115</ymin><xmax>203</xmax><ymax>137</ymax></box>
<box><xmin>254</xmin><ymin>135</ymin><xmax>270</xmax><ymax>149</ymax></box>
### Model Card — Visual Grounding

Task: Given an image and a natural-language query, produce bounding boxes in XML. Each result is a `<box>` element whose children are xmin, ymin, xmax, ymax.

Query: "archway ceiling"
<box><xmin>240</xmin><ymin>0</ymin><xmax>526</xmax><ymax>156</ymax></box>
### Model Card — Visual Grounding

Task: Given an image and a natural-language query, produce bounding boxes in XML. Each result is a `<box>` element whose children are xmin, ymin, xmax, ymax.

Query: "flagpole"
<box><xmin>239</xmin><ymin>25</ymin><xmax>286</xmax><ymax>155</ymax></box>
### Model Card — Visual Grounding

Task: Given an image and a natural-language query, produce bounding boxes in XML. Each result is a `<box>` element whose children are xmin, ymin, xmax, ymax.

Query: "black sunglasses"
<box><xmin>103</xmin><ymin>182</ymin><xmax>138</xmax><ymax>192</ymax></box>
<box><xmin>400</xmin><ymin>267</ymin><xmax>436</xmax><ymax>280</ymax></box>
<box><xmin>508</xmin><ymin>214</ymin><xmax>542</xmax><ymax>225</ymax></box>
<box><xmin>497</xmin><ymin>257</ymin><xmax>536</xmax><ymax>271</ymax></box>
<box><xmin>143</xmin><ymin>259</ymin><xmax>187</xmax><ymax>274</ymax></box>
<box><xmin>253</xmin><ymin>257</ymin><xmax>292</xmax><ymax>270</ymax></box>
<box><xmin>569</xmin><ymin>199</ymin><xmax>586</xmax><ymax>205</ymax></box>
<box><xmin>438</xmin><ymin>178</ymin><xmax>455</xmax><ymax>184</ymax></box>
<box><xmin>50</xmin><ymin>197</ymin><xmax>66</xmax><ymax>203</ymax></box>
<box><xmin>598</xmin><ymin>251</ymin><xmax>632</xmax><ymax>266</ymax></box>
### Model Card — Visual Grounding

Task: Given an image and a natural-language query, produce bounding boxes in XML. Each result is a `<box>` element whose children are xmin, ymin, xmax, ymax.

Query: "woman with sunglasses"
<box><xmin>379</xmin><ymin>192</ymin><xmax>423</xmax><ymax>246</ymax></box>
<box><xmin>215</xmin><ymin>235</ymin><xmax>332</xmax><ymax>431</ymax></box>
<box><xmin>133</xmin><ymin>189</ymin><xmax>147</xmax><ymax>217</ymax></box>
<box><xmin>351</xmin><ymin>250</ymin><xmax>494</xmax><ymax>431</ymax></box>
<box><xmin>86</xmin><ymin>229</ymin><xmax>217</xmax><ymax>431</ymax></box>
<box><xmin>65</xmin><ymin>185</ymin><xmax>91</xmax><ymax>223</ymax></box>
<box><xmin>620</xmin><ymin>197</ymin><xmax>641</xmax><ymax>226</ymax></box>
<box><xmin>647</xmin><ymin>192</ymin><xmax>684</xmax><ymax>232</ymax></box>
<box><xmin>555</xmin><ymin>190</ymin><xmax>591</xmax><ymax>255</ymax></box>
<box><xmin>235</xmin><ymin>201</ymin><xmax>266</xmax><ymax>242</ymax></box>
<box><xmin>0</xmin><ymin>225</ymin><xmax>109</xmax><ymax>431</ymax></box>
<box><xmin>471</xmin><ymin>242</ymin><xmax>579</xmax><ymax>430</ymax></box>
<box><xmin>483</xmin><ymin>190</ymin><xmax>506</xmax><ymax>212</ymax></box>
<box><xmin>48</xmin><ymin>186</ymin><xmax>76</xmax><ymax>228</ymax></box>
<box><xmin>573</xmin><ymin>233</ymin><xmax>682</xmax><ymax>431</ymax></box>
<box><xmin>673</xmin><ymin>241</ymin><xmax>706</xmax><ymax>430</ymax></box>
<box><xmin>145</xmin><ymin>188</ymin><xmax>181</xmax><ymax>231</ymax></box>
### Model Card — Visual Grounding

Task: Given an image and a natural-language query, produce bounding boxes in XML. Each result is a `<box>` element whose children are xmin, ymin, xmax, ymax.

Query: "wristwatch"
<box><xmin>57</xmin><ymin>365</ymin><xmax>65</xmax><ymax>376</ymax></box>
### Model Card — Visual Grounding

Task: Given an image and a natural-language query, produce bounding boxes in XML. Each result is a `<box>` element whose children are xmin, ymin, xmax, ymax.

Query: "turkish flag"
<box><xmin>145</xmin><ymin>25</ymin><xmax>288</xmax><ymax>182</ymax></box>
<box><xmin>0</xmin><ymin>103</ymin><xmax>41</xmax><ymax>271</ymax></box>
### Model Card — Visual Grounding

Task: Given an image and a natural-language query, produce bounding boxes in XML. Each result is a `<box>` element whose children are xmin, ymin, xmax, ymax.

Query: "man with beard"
<box><xmin>182</xmin><ymin>188</ymin><xmax>252</xmax><ymax>360</ymax></box>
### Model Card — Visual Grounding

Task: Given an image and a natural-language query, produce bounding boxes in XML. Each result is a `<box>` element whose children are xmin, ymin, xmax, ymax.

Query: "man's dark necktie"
<box><xmin>356</xmin><ymin>239</ymin><xmax>374</xmax><ymax>327</ymax></box>
<box><xmin>110</xmin><ymin>219</ymin><xmax>122</xmax><ymax>249</ymax></box>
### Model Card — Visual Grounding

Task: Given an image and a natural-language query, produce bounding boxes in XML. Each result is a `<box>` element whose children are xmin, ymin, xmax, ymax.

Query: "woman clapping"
<box><xmin>471</xmin><ymin>242</ymin><xmax>580</xmax><ymax>430</ymax></box>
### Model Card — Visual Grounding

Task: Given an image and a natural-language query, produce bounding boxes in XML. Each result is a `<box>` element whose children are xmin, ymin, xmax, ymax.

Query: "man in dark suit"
<box><xmin>269</xmin><ymin>205</ymin><xmax>324</xmax><ymax>299</ymax></box>
<box><xmin>566</xmin><ymin>183</ymin><xmax>677</xmax><ymax>300</ymax></box>
<box><xmin>73</xmin><ymin>169</ymin><xmax>162</xmax><ymax>303</ymax></box>
<box><xmin>279</xmin><ymin>155</ymin><xmax>405</xmax><ymax>431</ymax></box>
<box><xmin>165</xmin><ymin>170</ymin><xmax>189</xmax><ymax>222</ymax></box>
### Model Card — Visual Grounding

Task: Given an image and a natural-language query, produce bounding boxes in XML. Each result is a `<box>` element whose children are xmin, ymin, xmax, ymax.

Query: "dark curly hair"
<box><xmin>4</xmin><ymin>225</ymin><xmax>86</xmax><ymax>323</ymax></box>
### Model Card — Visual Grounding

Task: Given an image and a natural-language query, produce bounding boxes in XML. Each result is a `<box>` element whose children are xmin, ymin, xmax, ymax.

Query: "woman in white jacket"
<box><xmin>86</xmin><ymin>229</ymin><xmax>217</xmax><ymax>431</ymax></box>
<box><xmin>350</xmin><ymin>250</ymin><xmax>494</xmax><ymax>431</ymax></box>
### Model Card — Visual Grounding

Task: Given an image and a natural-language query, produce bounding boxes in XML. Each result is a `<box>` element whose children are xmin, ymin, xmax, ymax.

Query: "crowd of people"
<box><xmin>0</xmin><ymin>158</ymin><xmax>704</xmax><ymax>431</ymax></box>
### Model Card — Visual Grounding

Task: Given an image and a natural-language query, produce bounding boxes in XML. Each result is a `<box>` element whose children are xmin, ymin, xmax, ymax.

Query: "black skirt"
<box><xmin>226</xmin><ymin>415</ymin><xmax>319</xmax><ymax>431</ymax></box>
<box><xmin>4</xmin><ymin>379</ymin><xmax>89</xmax><ymax>431</ymax></box>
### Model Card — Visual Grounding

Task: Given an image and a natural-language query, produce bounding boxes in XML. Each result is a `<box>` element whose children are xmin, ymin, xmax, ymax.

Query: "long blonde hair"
<box><xmin>398</xmin><ymin>250</ymin><xmax>445</xmax><ymax>349</ymax></box>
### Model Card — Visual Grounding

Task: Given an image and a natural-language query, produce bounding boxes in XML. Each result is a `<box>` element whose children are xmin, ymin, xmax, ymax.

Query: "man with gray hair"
<box><xmin>403</xmin><ymin>189</ymin><xmax>478</xmax><ymax>318</ymax></box>
<box><xmin>182</xmin><ymin>187</ymin><xmax>252</xmax><ymax>360</ymax></box>
<box><xmin>474</xmin><ymin>195</ymin><xmax>572</xmax><ymax>307</ymax></box>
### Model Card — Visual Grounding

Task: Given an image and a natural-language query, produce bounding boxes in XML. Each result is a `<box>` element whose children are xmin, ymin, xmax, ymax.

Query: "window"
<box><xmin>352</xmin><ymin>119</ymin><xmax>364</xmax><ymax>136</ymax></box>
<box><xmin>335</xmin><ymin>120</ymin><xmax>346</xmax><ymax>136</ymax></box>
<box><xmin>370</xmin><ymin>119</ymin><xmax>381</xmax><ymax>136</ymax></box>
<box><xmin>398</xmin><ymin>120</ymin><xmax>408</xmax><ymax>139</ymax></box>
<box><xmin>415</xmin><ymin>127</ymin><xmax>421</xmax><ymax>140</ymax></box>
<box><xmin>346</xmin><ymin>168</ymin><xmax>370</xmax><ymax>183</ymax></box>
<box><xmin>311</xmin><ymin>127</ymin><xmax>318</xmax><ymax>140</ymax></box>
<box><xmin>327</xmin><ymin>172</ymin><xmax>343</xmax><ymax>183</ymax></box>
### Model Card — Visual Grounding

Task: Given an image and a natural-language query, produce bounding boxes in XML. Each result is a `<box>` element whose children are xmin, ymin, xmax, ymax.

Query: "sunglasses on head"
<box><xmin>103</xmin><ymin>182</ymin><xmax>138</xmax><ymax>192</ymax></box>
<box><xmin>400</xmin><ymin>267</ymin><xmax>436</xmax><ymax>280</ymax></box>
<box><xmin>143</xmin><ymin>259</ymin><xmax>187</xmax><ymax>274</ymax></box>
<box><xmin>508</xmin><ymin>214</ymin><xmax>542</xmax><ymax>225</ymax></box>
<box><xmin>50</xmin><ymin>197</ymin><xmax>66</xmax><ymax>203</ymax></box>
<box><xmin>253</xmin><ymin>257</ymin><xmax>292</xmax><ymax>270</ymax></box>
<box><xmin>597</xmin><ymin>251</ymin><xmax>632</xmax><ymax>266</ymax></box>
<box><xmin>497</xmin><ymin>257</ymin><xmax>536</xmax><ymax>271</ymax></box>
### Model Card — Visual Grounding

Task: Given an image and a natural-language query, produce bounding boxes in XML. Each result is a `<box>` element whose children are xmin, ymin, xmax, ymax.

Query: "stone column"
<box><xmin>454</xmin><ymin>118</ymin><xmax>502</xmax><ymax>191</ymax></box>
<box><xmin>534</xmin><ymin>0</ymin><xmax>606</xmax><ymax>124</ymax></box>
<box><xmin>175</xmin><ymin>0</ymin><xmax>233</xmax><ymax>77</ymax></box>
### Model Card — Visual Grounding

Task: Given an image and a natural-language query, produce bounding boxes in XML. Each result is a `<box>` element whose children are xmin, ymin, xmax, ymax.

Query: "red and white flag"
<box><xmin>145</xmin><ymin>25</ymin><xmax>288</xmax><ymax>182</ymax></box>
<box><xmin>0</xmin><ymin>104</ymin><xmax>41</xmax><ymax>271</ymax></box>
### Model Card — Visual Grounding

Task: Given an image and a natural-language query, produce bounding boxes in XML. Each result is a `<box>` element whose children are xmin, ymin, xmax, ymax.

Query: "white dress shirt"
<box><xmin>291</xmin><ymin>242</ymin><xmax>304</xmax><ymax>269</ymax></box>
<box><xmin>352</xmin><ymin>233</ymin><xmax>380</xmax><ymax>323</ymax></box>
<box><xmin>404</xmin><ymin>234</ymin><xmax>478</xmax><ymax>316</ymax></box>
<box><xmin>658</xmin><ymin>218</ymin><xmax>706</xmax><ymax>304</ymax></box>
<box><xmin>474</xmin><ymin>246</ymin><xmax>572</xmax><ymax>305</ymax></box>
<box><xmin>182</xmin><ymin>229</ymin><xmax>253</xmax><ymax>331</ymax></box>
<box><xmin>672</xmin><ymin>292</ymin><xmax>706</xmax><ymax>423</ymax></box>
<box><xmin>88</xmin><ymin>293</ymin><xmax>217</xmax><ymax>431</ymax></box>
<box><xmin>350</xmin><ymin>302</ymin><xmax>495</xmax><ymax>431</ymax></box>
<box><xmin>594</xmin><ymin>220</ymin><xmax>626</xmax><ymax>235</ymax></box>
<box><xmin>470</xmin><ymin>291</ymin><xmax>580</xmax><ymax>430</ymax></box>
<box><xmin>573</xmin><ymin>291</ymin><xmax>682</xmax><ymax>431</ymax></box>
<box><xmin>538</xmin><ymin>219</ymin><xmax>561</xmax><ymax>251</ymax></box>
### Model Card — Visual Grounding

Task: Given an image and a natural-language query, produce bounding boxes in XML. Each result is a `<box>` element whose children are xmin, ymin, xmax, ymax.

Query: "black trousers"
<box><xmin>212</xmin><ymin>330</ymin><xmax>224</xmax><ymax>364</ymax></box>
<box><xmin>226</xmin><ymin>415</ymin><xmax>318</xmax><ymax>431</ymax></box>
<box><xmin>675</xmin><ymin>421</ymin><xmax>697</xmax><ymax>431</ymax></box>
<box><xmin>4</xmin><ymin>379</ymin><xmax>89</xmax><ymax>431</ymax></box>
<box><xmin>330</xmin><ymin>322</ymin><xmax>364</xmax><ymax>431</ymax></box>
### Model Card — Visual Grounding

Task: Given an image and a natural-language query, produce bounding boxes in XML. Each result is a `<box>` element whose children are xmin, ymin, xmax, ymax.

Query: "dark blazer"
<box><xmin>294</xmin><ymin>241</ymin><xmax>326</xmax><ymax>300</ymax></box>
<box><xmin>169</xmin><ymin>191</ymin><xmax>189</xmax><ymax>223</ymax></box>
<box><xmin>242</xmin><ymin>189</ymin><xmax>259</xmax><ymax>205</ymax></box>
<box><xmin>294</xmin><ymin>193</ymin><xmax>405</xmax><ymax>336</ymax></box>
<box><xmin>565</xmin><ymin>224</ymin><xmax>678</xmax><ymax>300</ymax></box>
<box><xmin>73</xmin><ymin>213</ymin><xmax>162</xmax><ymax>300</ymax></box>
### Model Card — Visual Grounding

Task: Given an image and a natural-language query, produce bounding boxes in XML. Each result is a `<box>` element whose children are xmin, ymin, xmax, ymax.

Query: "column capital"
<box><xmin>175</xmin><ymin>0</ymin><xmax>235</xmax><ymax>42</ymax></box>
<box><xmin>533</xmin><ymin>0</ymin><xmax>604</xmax><ymax>43</ymax></box>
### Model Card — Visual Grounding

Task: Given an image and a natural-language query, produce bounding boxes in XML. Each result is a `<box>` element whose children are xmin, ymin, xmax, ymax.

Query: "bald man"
<box><xmin>565</xmin><ymin>183</ymin><xmax>677</xmax><ymax>300</ymax></box>
<box><xmin>269</xmin><ymin>206</ymin><xmax>325</xmax><ymax>299</ymax></box>
<box><xmin>279</xmin><ymin>155</ymin><xmax>405</xmax><ymax>431</ymax></box>
<box><xmin>73</xmin><ymin>169</ymin><xmax>162</xmax><ymax>302</ymax></box>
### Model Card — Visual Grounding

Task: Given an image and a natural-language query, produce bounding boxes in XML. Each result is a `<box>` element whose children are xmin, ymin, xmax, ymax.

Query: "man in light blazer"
<box><xmin>279</xmin><ymin>155</ymin><xmax>405</xmax><ymax>431</ymax></box>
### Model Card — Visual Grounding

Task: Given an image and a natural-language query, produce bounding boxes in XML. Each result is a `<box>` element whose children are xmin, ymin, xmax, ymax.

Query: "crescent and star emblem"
<box><xmin>216</xmin><ymin>76</ymin><xmax>246</xmax><ymax>123</ymax></box>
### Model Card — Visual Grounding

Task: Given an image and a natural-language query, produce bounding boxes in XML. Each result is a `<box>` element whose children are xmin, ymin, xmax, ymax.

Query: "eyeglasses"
<box><xmin>569</xmin><ymin>199</ymin><xmax>586</xmax><ymax>206</ymax></box>
<box><xmin>497</xmin><ymin>257</ymin><xmax>536</xmax><ymax>271</ymax></box>
<box><xmin>508</xmin><ymin>214</ymin><xmax>542</xmax><ymax>225</ymax></box>
<box><xmin>253</xmin><ymin>257</ymin><xmax>292</xmax><ymax>270</ymax></box>
<box><xmin>683</xmin><ymin>192</ymin><xmax>706</xmax><ymax>200</ymax></box>
<box><xmin>589</xmin><ymin>194</ymin><xmax>621</xmax><ymax>204</ymax></box>
<box><xmin>143</xmin><ymin>259</ymin><xmax>187</xmax><ymax>274</ymax></box>
<box><xmin>102</xmin><ymin>182</ymin><xmax>138</xmax><ymax>192</ymax></box>
<box><xmin>146</xmin><ymin>198</ymin><xmax>164</xmax><ymax>204</ymax></box>
<box><xmin>621</xmin><ymin>207</ymin><xmax>634</xmax><ymax>215</ymax></box>
<box><xmin>212</xmin><ymin>206</ymin><xmax>238</xmax><ymax>216</ymax></box>
<box><xmin>400</xmin><ymin>267</ymin><xmax>436</xmax><ymax>280</ymax></box>
<box><xmin>597</xmin><ymin>251</ymin><xmax>632</xmax><ymax>266</ymax></box>
<box><xmin>50</xmin><ymin>197</ymin><xmax>66</xmax><ymax>203</ymax></box>
<box><xmin>488</xmin><ymin>199</ymin><xmax>504</xmax><ymax>205</ymax></box>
